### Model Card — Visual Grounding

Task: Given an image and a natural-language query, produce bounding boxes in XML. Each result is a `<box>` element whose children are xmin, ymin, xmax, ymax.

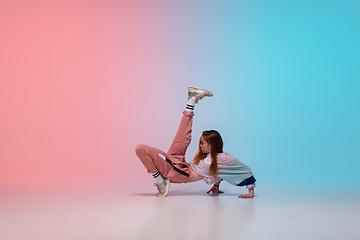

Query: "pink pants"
<box><xmin>135</xmin><ymin>111</ymin><xmax>194</xmax><ymax>183</ymax></box>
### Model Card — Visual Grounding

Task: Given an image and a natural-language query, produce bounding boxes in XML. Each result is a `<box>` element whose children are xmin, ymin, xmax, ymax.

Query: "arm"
<box><xmin>238</xmin><ymin>185</ymin><xmax>255</xmax><ymax>199</ymax></box>
<box><xmin>207</xmin><ymin>180</ymin><xmax>224</xmax><ymax>195</ymax></box>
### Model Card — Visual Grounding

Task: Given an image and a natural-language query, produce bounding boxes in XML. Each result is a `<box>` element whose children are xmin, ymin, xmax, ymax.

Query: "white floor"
<box><xmin>1</xmin><ymin>182</ymin><xmax>360</xmax><ymax>240</ymax></box>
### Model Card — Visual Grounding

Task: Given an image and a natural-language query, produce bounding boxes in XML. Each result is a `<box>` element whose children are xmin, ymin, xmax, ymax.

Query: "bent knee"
<box><xmin>135</xmin><ymin>144</ymin><xmax>147</xmax><ymax>154</ymax></box>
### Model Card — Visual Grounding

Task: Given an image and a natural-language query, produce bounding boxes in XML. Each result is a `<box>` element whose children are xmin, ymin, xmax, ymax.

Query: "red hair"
<box><xmin>193</xmin><ymin>130</ymin><xmax>223</xmax><ymax>177</ymax></box>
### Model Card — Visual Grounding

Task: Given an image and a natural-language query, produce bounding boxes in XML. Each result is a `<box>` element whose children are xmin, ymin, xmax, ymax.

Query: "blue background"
<box><xmin>166</xmin><ymin>0</ymin><xmax>360</xmax><ymax>189</ymax></box>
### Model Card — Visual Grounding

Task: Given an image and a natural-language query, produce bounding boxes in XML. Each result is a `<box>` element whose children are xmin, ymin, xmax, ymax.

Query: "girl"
<box><xmin>135</xmin><ymin>87</ymin><xmax>256</xmax><ymax>198</ymax></box>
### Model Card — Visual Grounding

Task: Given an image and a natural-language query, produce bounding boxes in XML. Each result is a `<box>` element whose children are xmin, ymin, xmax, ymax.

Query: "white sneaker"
<box><xmin>188</xmin><ymin>87</ymin><xmax>213</xmax><ymax>103</ymax></box>
<box><xmin>155</xmin><ymin>177</ymin><xmax>171</xmax><ymax>197</ymax></box>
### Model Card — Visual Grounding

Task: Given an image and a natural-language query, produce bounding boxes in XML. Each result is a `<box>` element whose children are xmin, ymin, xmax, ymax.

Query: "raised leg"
<box><xmin>167</xmin><ymin>111</ymin><xmax>194</xmax><ymax>160</ymax></box>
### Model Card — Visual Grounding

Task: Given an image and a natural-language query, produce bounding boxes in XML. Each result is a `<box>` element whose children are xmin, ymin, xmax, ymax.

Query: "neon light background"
<box><xmin>1</xmin><ymin>0</ymin><xmax>359</xmax><ymax>191</ymax></box>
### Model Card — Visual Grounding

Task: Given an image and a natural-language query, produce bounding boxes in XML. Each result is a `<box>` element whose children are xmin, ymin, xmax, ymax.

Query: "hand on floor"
<box><xmin>207</xmin><ymin>186</ymin><xmax>224</xmax><ymax>196</ymax></box>
<box><xmin>238</xmin><ymin>193</ymin><xmax>254</xmax><ymax>199</ymax></box>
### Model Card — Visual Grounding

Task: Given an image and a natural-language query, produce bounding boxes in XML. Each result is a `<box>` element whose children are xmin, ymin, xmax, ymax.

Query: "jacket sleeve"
<box><xmin>203</xmin><ymin>175</ymin><xmax>222</xmax><ymax>185</ymax></box>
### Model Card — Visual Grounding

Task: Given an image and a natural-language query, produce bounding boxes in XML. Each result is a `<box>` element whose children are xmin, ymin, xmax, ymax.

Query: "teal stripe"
<box><xmin>219</xmin><ymin>159</ymin><xmax>253</xmax><ymax>186</ymax></box>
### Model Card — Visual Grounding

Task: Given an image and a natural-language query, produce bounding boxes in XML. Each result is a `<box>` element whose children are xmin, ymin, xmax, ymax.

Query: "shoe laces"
<box><xmin>155</xmin><ymin>182</ymin><xmax>165</xmax><ymax>193</ymax></box>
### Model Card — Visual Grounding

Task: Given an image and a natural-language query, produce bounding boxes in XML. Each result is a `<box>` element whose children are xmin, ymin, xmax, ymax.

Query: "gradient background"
<box><xmin>1</xmin><ymin>0</ymin><xmax>360</xmax><ymax>192</ymax></box>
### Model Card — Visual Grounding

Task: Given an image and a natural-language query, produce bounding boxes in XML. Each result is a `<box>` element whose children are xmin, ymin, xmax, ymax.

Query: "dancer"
<box><xmin>135</xmin><ymin>87</ymin><xmax>256</xmax><ymax>198</ymax></box>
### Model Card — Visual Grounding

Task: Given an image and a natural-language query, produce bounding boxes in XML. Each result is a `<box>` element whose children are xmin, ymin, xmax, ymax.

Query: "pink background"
<box><xmin>1</xmin><ymin>1</ymin><xmax>189</xmax><ymax>189</ymax></box>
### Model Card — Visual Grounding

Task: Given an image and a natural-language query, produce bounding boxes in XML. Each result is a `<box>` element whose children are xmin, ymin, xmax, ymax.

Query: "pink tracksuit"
<box><xmin>135</xmin><ymin>111</ymin><xmax>194</xmax><ymax>183</ymax></box>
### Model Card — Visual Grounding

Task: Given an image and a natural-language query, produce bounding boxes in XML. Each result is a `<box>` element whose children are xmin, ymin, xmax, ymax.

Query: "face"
<box><xmin>200</xmin><ymin>136</ymin><xmax>211</xmax><ymax>154</ymax></box>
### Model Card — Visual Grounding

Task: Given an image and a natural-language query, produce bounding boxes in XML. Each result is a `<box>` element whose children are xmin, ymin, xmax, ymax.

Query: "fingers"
<box><xmin>238</xmin><ymin>194</ymin><xmax>254</xmax><ymax>199</ymax></box>
<box><xmin>207</xmin><ymin>187</ymin><xmax>224</xmax><ymax>195</ymax></box>
<box><xmin>207</xmin><ymin>187</ymin><xmax>215</xmax><ymax>194</ymax></box>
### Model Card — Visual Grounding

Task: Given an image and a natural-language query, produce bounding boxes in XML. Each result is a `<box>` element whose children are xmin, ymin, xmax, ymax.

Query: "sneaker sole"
<box><xmin>188</xmin><ymin>87</ymin><xmax>213</xmax><ymax>99</ymax></box>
